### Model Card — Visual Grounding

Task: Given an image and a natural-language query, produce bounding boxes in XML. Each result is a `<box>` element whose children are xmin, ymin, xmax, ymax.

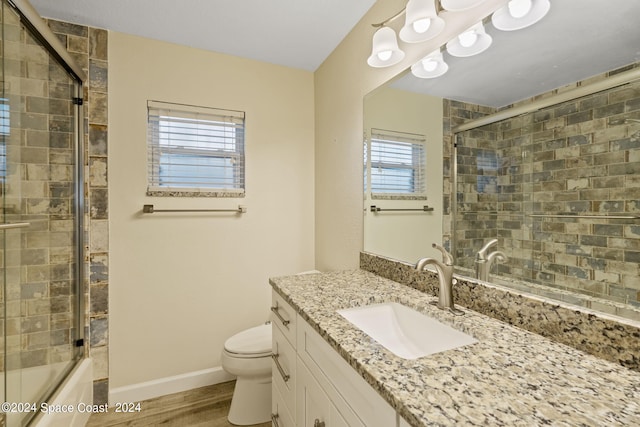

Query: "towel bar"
<box><xmin>142</xmin><ymin>204</ymin><xmax>246</xmax><ymax>214</ymax></box>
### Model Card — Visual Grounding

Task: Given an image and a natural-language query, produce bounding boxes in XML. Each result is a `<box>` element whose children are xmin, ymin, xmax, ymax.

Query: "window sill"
<box><xmin>371</xmin><ymin>194</ymin><xmax>428</xmax><ymax>201</ymax></box>
<box><xmin>146</xmin><ymin>189</ymin><xmax>245</xmax><ymax>198</ymax></box>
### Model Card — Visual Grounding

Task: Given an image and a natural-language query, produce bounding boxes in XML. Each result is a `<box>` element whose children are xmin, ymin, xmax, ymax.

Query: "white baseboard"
<box><xmin>109</xmin><ymin>366</ymin><xmax>235</xmax><ymax>404</ymax></box>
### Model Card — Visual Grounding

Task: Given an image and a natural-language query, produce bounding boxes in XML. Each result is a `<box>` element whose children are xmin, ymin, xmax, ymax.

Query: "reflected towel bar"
<box><xmin>528</xmin><ymin>214</ymin><xmax>640</xmax><ymax>219</ymax></box>
<box><xmin>142</xmin><ymin>204</ymin><xmax>246</xmax><ymax>214</ymax></box>
<box><xmin>370</xmin><ymin>205</ymin><xmax>434</xmax><ymax>213</ymax></box>
<box><xmin>0</xmin><ymin>222</ymin><xmax>31</xmax><ymax>229</ymax></box>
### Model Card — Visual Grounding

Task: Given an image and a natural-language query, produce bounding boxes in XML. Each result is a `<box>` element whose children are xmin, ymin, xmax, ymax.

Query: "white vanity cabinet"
<box><xmin>271</xmin><ymin>290</ymin><xmax>400</xmax><ymax>427</ymax></box>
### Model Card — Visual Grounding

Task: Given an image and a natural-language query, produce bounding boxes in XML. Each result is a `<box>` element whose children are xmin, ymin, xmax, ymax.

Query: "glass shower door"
<box><xmin>1</xmin><ymin>1</ymin><xmax>84</xmax><ymax>425</ymax></box>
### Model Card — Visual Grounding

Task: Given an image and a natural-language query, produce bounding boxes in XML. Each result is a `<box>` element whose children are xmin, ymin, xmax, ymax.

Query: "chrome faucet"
<box><xmin>475</xmin><ymin>239</ymin><xmax>508</xmax><ymax>282</ymax></box>
<box><xmin>415</xmin><ymin>243</ymin><xmax>463</xmax><ymax>315</ymax></box>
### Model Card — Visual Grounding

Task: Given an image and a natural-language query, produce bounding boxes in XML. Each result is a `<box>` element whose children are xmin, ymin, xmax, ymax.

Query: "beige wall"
<box><xmin>314</xmin><ymin>0</ymin><xmax>508</xmax><ymax>270</ymax></box>
<box><xmin>364</xmin><ymin>86</ymin><xmax>443</xmax><ymax>263</ymax></box>
<box><xmin>109</xmin><ymin>32</ymin><xmax>315</xmax><ymax>389</ymax></box>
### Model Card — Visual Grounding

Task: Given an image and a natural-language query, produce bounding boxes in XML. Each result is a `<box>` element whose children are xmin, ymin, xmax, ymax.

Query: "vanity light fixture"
<box><xmin>411</xmin><ymin>50</ymin><xmax>449</xmax><ymax>78</ymax></box>
<box><xmin>492</xmin><ymin>0</ymin><xmax>551</xmax><ymax>31</ymax></box>
<box><xmin>399</xmin><ymin>0</ymin><xmax>445</xmax><ymax>43</ymax></box>
<box><xmin>446</xmin><ymin>21</ymin><xmax>492</xmax><ymax>57</ymax></box>
<box><xmin>367</xmin><ymin>26</ymin><xmax>405</xmax><ymax>67</ymax></box>
<box><xmin>367</xmin><ymin>0</ymin><xmax>550</xmax><ymax>72</ymax></box>
<box><xmin>440</xmin><ymin>0</ymin><xmax>487</xmax><ymax>11</ymax></box>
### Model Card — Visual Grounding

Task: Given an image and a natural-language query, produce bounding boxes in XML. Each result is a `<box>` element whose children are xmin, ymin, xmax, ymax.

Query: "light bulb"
<box><xmin>412</xmin><ymin>18</ymin><xmax>431</xmax><ymax>34</ymax></box>
<box><xmin>508</xmin><ymin>0</ymin><xmax>532</xmax><ymax>18</ymax></box>
<box><xmin>458</xmin><ymin>30</ymin><xmax>478</xmax><ymax>47</ymax></box>
<box><xmin>377</xmin><ymin>50</ymin><xmax>393</xmax><ymax>61</ymax></box>
<box><xmin>422</xmin><ymin>58</ymin><xmax>438</xmax><ymax>72</ymax></box>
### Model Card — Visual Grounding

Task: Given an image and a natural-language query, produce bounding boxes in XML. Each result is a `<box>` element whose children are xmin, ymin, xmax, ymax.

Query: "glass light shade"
<box><xmin>446</xmin><ymin>22</ymin><xmax>492</xmax><ymax>57</ymax></box>
<box><xmin>411</xmin><ymin>50</ymin><xmax>448</xmax><ymax>78</ymax></box>
<box><xmin>399</xmin><ymin>0</ymin><xmax>445</xmax><ymax>43</ymax></box>
<box><xmin>440</xmin><ymin>0</ymin><xmax>486</xmax><ymax>11</ymax></box>
<box><xmin>509</xmin><ymin>0</ymin><xmax>532</xmax><ymax>18</ymax></box>
<box><xmin>492</xmin><ymin>0</ymin><xmax>550</xmax><ymax>31</ymax></box>
<box><xmin>367</xmin><ymin>27</ymin><xmax>405</xmax><ymax>68</ymax></box>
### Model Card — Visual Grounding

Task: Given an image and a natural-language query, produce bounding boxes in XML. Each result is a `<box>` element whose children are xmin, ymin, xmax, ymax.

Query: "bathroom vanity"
<box><xmin>270</xmin><ymin>270</ymin><xmax>640</xmax><ymax>427</ymax></box>
<box><xmin>271</xmin><ymin>290</ymin><xmax>397</xmax><ymax>427</ymax></box>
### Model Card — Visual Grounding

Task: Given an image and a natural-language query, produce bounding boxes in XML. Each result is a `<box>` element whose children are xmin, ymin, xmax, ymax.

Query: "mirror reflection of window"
<box><xmin>367</xmin><ymin>129</ymin><xmax>426</xmax><ymax>197</ymax></box>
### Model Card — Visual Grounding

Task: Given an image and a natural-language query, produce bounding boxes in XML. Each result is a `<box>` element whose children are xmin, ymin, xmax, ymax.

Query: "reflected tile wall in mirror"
<box><xmin>452</xmin><ymin>64</ymin><xmax>640</xmax><ymax>309</ymax></box>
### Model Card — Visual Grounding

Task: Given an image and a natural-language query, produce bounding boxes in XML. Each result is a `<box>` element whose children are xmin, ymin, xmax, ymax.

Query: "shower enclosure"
<box><xmin>1</xmin><ymin>0</ymin><xmax>85</xmax><ymax>425</ymax></box>
<box><xmin>452</xmin><ymin>66</ymin><xmax>640</xmax><ymax>315</ymax></box>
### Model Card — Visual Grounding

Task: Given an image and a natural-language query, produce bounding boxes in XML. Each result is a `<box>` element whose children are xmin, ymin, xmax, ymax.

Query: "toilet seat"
<box><xmin>224</xmin><ymin>323</ymin><xmax>271</xmax><ymax>358</ymax></box>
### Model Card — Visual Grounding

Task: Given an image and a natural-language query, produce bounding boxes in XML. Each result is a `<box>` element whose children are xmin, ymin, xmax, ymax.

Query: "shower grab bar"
<box><xmin>0</xmin><ymin>222</ymin><xmax>31</xmax><ymax>230</ymax></box>
<box><xmin>142</xmin><ymin>204</ymin><xmax>246</xmax><ymax>214</ymax></box>
<box><xmin>528</xmin><ymin>214</ymin><xmax>640</xmax><ymax>220</ymax></box>
<box><xmin>370</xmin><ymin>205</ymin><xmax>434</xmax><ymax>212</ymax></box>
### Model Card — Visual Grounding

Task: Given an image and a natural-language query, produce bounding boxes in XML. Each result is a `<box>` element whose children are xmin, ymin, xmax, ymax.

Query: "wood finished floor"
<box><xmin>86</xmin><ymin>381</ymin><xmax>271</xmax><ymax>427</ymax></box>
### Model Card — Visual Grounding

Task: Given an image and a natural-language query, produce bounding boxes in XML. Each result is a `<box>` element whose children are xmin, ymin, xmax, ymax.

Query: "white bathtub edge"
<box><xmin>109</xmin><ymin>366</ymin><xmax>234</xmax><ymax>405</ymax></box>
<box><xmin>32</xmin><ymin>358</ymin><xmax>93</xmax><ymax>427</ymax></box>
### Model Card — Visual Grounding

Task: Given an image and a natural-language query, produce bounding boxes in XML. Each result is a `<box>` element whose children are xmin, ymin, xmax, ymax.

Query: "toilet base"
<box><xmin>228</xmin><ymin>376</ymin><xmax>272</xmax><ymax>425</ymax></box>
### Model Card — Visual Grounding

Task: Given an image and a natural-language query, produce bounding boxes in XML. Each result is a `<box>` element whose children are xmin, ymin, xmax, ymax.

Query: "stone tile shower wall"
<box><xmin>47</xmin><ymin>19</ymin><xmax>110</xmax><ymax>404</ymax></box>
<box><xmin>0</xmin><ymin>7</ymin><xmax>79</xmax><ymax>379</ymax></box>
<box><xmin>441</xmin><ymin>98</ymin><xmax>496</xmax><ymax>253</ymax></box>
<box><xmin>450</xmin><ymin>64</ymin><xmax>640</xmax><ymax>308</ymax></box>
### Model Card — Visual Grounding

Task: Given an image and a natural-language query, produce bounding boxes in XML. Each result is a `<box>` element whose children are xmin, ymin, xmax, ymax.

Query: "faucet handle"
<box><xmin>432</xmin><ymin>243</ymin><xmax>453</xmax><ymax>266</ymax></box>
<box><xmin>477</xmin><ymin>238</ymin><xmax>499</xmax><ymax>259</ymax></box>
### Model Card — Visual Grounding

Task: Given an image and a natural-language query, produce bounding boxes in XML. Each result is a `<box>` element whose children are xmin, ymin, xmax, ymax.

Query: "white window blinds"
<box><xmin>368</xmin><ymin>129</ymin><xmax>426</xmax><ymax>195</ymax></box>
<box><xmin>147</xmin><ymin>100</ymin><xmax>245</xmax><ymax>196</ymax></box>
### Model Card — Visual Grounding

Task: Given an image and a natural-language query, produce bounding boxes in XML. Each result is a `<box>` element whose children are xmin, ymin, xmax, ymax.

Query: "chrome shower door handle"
<box><xmin>271</xmin><ymin>353</ymin><xmax>290</xmax><ymax>382</ymax></box>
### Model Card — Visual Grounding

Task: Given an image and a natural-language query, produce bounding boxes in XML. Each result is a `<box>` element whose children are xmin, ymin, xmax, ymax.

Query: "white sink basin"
<box><xmin>337</xmin><ymin>302</ymin><xmax>477</xmax><ymax>359</ymax></box>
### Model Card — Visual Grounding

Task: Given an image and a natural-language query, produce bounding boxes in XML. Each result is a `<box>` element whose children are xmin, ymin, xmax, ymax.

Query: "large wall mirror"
<box><xmin>363</xmin><ymin>0</ymin><xmax>640</xmax><ymax>321</ymax></box>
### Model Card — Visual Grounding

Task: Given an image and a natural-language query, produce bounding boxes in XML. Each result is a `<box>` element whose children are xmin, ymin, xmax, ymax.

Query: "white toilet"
<box><xmin>221</xmin><ymin>323</ymin><xmax>272</xmax><ymax>425</ymax></box>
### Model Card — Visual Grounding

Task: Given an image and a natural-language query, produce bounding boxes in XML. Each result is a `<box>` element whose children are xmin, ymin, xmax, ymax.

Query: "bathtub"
<box><xmin>4</xmin><ymin>359</ymin><xmax>94</xmax><ymax>427</ymax></box>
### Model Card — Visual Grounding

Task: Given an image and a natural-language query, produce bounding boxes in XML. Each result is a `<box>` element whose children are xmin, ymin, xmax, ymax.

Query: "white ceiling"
<box><xmin>29</xmin><ymin>0</ymin><xmax>377</xmax><ymax>72</ymax></box>
<box><xmin>30</xmin><ymin>0</ymin><xmax>640</xmax><ymax>107</ymax></box>
<box><xmin>391</xmin><ymin>0</ymin><xmax>640</xmax><ymax>107</ymax></box>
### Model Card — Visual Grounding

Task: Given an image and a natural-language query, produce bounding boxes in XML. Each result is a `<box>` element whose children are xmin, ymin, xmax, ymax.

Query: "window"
<box><xmin>366</xmin><ymin>129</ymin><xmax>426</xmax><ymax>197</ymax></box>
<box><xmin>146</xmin><ymin>100</ymin><xmax>245</xmax><ymax>197</ymax></box>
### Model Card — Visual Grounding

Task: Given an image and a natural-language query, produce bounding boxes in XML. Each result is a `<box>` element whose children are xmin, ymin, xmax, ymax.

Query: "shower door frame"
<box><xmin>3</xmin><ymin>0</ymin><xmax>87</xmax><ymax>424</ymax></box>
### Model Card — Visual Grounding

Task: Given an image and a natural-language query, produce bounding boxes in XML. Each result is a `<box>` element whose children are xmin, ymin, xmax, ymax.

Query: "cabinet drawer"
<box><xmin>297</xmin><ymin>320</ymin><xmax>396</xmax><ymax>427</ymax></box>
<box><xmin>272</xmin><ymin>322</ymin><xmax>296</xmax><ymax>414</ymax></box>
<box><xmin>271</xmin><ymin>290</ymin><xmax>297</xmax><ymax>346</ymax></box>
<box><xmin>272</xmin><ymin>381</ymin><xmax>295</xmax><ymax>427</ymax></box>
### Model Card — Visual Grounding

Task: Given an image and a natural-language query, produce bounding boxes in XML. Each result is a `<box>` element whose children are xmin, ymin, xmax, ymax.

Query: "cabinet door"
<box><xmin>329</xmin><ymin>405</ymin><xmax>350</xmax><ymax>427</ymax></box>
<box><xmin>297</xmin><ymin>320</ymin><xmax>394</xmax><ymax>427</ymax></box>
<box><xmin>297</xmin><ymin>359</ymin><xmax>331</xmax><ymax>427</ymax></box>
<box><xmin>297</xmin><ymin>358</ymin><xmax>361</xmax><ymax>427</ymax></box>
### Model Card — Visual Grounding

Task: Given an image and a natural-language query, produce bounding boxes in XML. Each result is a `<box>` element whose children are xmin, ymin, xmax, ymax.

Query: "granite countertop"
<box><xmin>269</xmin><ymin>270</ymin><xmax>640</xmax><ymax>427</ymax></box>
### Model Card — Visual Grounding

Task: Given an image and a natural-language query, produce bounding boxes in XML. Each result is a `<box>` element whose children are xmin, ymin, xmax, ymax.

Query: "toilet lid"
<box><xmin>224</xmin><ymin>324</ymin><xmax>271</xmax><ymax>355</ymax></box>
